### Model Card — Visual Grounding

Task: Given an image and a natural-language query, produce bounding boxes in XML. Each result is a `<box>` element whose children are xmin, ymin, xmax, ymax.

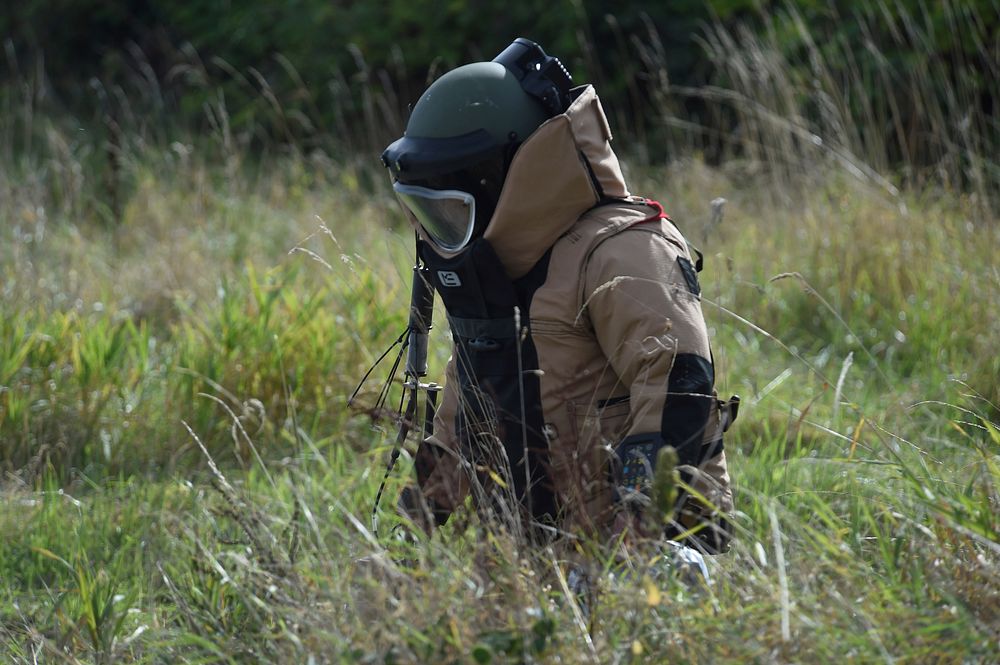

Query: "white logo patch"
<box><xmin>437</xmin><ymin>270</ymin><xmax>462</xmax><ymax>287</ymax></box>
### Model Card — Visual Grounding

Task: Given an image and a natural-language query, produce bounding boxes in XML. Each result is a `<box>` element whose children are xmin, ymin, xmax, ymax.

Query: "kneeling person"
<box><xmin>383</xmin><ymin>38</ymin><xmax>735</xmax><ymax>554</ymax></box>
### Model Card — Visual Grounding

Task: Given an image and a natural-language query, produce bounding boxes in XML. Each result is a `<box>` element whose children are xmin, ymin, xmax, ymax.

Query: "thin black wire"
<box><xmin>375</xmin><ymin>339</ymin><xmax>407</xmax><ymax>414</ymax></box>
<box><xmin>372</xmin><ymin>385</ymin><xmax>417</xmax><ymax>537</ymax></box>
<box><xmin>348</xmin><ymin>328</ymin><xmax>407</xmax><ymax>408</ymax></box>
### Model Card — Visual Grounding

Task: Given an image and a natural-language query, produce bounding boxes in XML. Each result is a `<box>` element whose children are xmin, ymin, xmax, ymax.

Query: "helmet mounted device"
<box><xmin>491</xmin><ymin>37</ymin><xmax>573</xmax><ymax>117</ymax></box>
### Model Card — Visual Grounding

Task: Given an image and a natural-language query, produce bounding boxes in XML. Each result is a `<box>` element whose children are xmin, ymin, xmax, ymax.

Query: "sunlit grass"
<box><xmin>2</xmin><ymin>146</ymin><xmax>997</xmax><ymax>662</ymax></box>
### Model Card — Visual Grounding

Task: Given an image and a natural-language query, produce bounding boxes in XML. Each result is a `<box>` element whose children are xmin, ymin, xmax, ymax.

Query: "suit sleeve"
<box><xmin>582</xmin><ymin>222</ymin><xmax>733</xmax><ymax>550</ymax></box>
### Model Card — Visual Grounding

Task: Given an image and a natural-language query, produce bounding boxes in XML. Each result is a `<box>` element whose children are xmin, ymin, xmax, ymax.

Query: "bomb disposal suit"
<box><xmin>382</xmin><ymin>39</ymin><xmax>735</xmax><ymax>553</ymax></box>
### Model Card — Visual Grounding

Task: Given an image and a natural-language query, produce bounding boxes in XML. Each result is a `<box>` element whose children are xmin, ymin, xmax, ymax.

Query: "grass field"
<box><xmin>2</xmin><ymin>11</ymin><xmax>1000</xmax><ymax>663</ymax></box>
<box><xmin>2</xmin><ymin>145</ymin><xmax>998</xmax><ymax>663</ymax></box>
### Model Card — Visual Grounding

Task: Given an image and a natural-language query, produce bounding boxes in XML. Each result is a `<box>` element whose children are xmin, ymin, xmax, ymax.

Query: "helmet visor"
<box><xmin>393</xmin><ymin>183</ymin><xmax>477</xmax><ymax>252</ymax></box>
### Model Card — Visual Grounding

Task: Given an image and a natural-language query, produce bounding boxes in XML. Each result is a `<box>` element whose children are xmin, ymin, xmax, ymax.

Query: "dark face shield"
<box><xmin>393</xmin><ymin>183</ymin><xmax>477</xmax><ymax>252</ymax></box>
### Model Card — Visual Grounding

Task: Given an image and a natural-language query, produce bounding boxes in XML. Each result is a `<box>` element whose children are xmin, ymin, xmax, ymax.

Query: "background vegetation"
<box><xmin>1</xmin><ymin>1</ymin><xmax>998</xmax><ymax>662</ymax></box>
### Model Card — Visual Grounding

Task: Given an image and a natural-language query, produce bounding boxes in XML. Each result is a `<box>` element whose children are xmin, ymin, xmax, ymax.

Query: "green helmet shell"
<box><xmin>406</xmin><ymin>62</ymin><xmax>548</xmax><ymax>143</ymax></box>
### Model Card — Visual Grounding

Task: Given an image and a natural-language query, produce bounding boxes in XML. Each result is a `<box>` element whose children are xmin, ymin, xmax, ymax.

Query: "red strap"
<box><xmin>634</xmin><ymin>197</ymin><xmax>671</xmax><ymax>225</ymax></box>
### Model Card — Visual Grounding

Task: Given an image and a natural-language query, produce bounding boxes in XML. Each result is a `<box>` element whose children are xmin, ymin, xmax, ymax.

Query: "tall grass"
<box><xmin>1</xmin><ymin>3</ymin><xmax>999</xmax><ymax>662</ymax></box>
<box><xmin>0</xmin><ymin>121</ymin><xmax>422</xmax><ymax>474</ymax></box>
<box><xmin>637</xmin><ymin>1</ymin><xmax>999</xmax><ymax>218</ymax></box>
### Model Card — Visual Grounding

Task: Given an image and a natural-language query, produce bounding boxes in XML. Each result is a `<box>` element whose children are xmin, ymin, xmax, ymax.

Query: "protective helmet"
<box><xmin>382</xmin><ymin>38</ymin><xmax>572</xmax><ymax>252</ymax></box>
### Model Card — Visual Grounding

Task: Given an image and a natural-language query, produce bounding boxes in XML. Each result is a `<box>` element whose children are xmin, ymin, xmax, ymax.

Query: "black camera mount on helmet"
<box><xmin>492</xmin><ymin>37</ymin><xmax>574</xmax><ymax>117</ymax></box>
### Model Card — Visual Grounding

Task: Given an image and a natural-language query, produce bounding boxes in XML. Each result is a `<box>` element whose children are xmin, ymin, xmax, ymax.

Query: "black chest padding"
<box><xmin>421</xmin><ymin>239</ymin><xmax>557</xmax><ymax>527</ymax></box>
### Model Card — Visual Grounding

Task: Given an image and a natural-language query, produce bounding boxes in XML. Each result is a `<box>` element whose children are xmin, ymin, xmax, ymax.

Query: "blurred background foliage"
<box><xmin>2</xmin><ymin>0</ymin><xmax>997</xmax><ymax>171</ymax></box>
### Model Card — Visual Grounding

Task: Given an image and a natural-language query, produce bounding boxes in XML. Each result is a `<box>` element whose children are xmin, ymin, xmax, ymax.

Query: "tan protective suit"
<box><xmin>402</xmin><ymin>86</ymin><xmax>734</xmax><ymax>551</ymax></box>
